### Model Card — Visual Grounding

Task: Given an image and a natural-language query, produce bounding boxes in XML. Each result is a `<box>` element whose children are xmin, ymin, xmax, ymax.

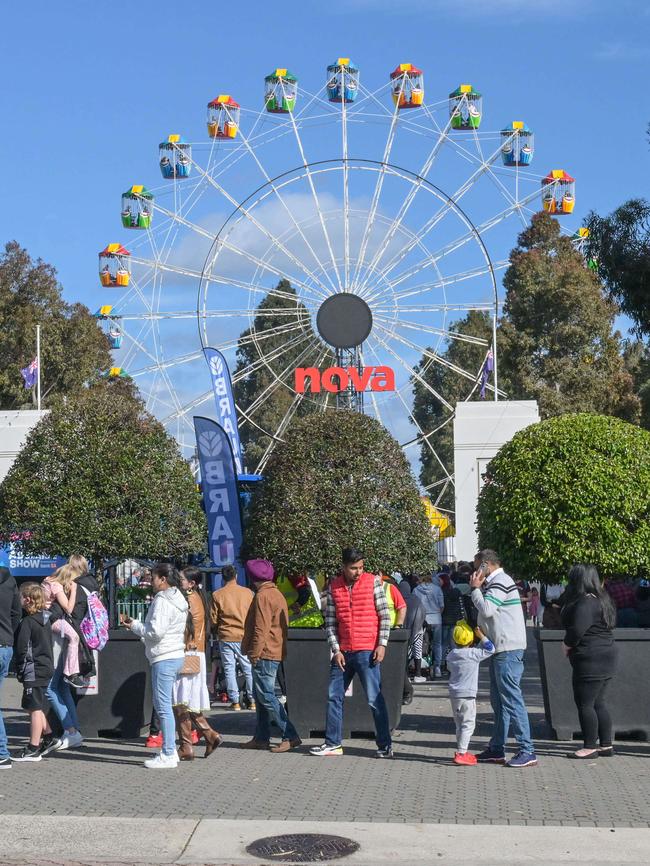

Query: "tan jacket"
<box><xmin>241</xmin><ymin>582</ymin><xmax>288</xmax><ymax>662</ymax></box>
<box><xmin>211</xmin><ymin>581</ymin><xmax>254</xmax><ymax>642</ymax></box>
<box><xmin>187</xmin><ymin>591</ymin><xmax>207</xmax><ymax>653</ymax></box>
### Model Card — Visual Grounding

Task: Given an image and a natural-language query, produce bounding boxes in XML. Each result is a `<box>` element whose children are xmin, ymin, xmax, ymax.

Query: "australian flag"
<box><xmin>20</xmin><ymin>358</ymin><xmax>38</xmax><ymax>389</ymax></box>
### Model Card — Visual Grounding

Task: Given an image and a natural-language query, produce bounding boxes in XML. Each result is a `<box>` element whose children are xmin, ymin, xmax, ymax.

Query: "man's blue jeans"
<box><xmin>151</xmin><ymin>657</ymin><xmax>184</xmax><ymax>756</ymax></box>
<box><xmin>252</xmin><ymin>658</ymin><xmax>298</xmax><ymax>743</ymax></box>
<box><xmin>489</xmin><ymin>650</ymin><xmax>534</xmax><ymax>755</ymax></box>
<box><xmin>325</xmin><ymin>651</ymin><xmax>391</xmax><ymax>750</ymax></box>
<box><xmin>425</xmin><ymin>620</ymin><xmax>443</xmax><ymax>669</ymax></box>
<box><xmin>46</xmin><ymin>659</ymin><xmax>80</xmax><ymax>732</ymax></box>
<box><xmin>219</xmin><ymin>640</ymin><xmax>253</xmax><ymax>704</ymax></box>
<box><xmin>0</xmin><ymin>647</ymin><xmax>12</xmax><ymax>759</ymax></box>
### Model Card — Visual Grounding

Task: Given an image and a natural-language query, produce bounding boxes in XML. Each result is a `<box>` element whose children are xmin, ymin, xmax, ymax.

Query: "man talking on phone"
<box><xmin>470</xmin><ymin>550</ymin><xmax>537</xmax><ymax>768</ymax></box>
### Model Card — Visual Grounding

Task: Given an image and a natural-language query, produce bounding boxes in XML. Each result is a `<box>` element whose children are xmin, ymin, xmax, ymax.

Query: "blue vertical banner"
<box><xmin>203</xmin><ymin>347</ymin><xmax>243</xmax><ymax>475</ymax></box>
<box><xmin>194</xmin><ymin>416</ymin><xmax>245</xmax><ymax>588</ymax></box>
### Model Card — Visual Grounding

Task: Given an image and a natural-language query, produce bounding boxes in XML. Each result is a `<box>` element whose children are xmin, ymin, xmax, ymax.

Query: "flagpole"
<box><xmin>36</xmin><ymin>324</ymin><xmax>41</xmax><ymax>411</ymax></box>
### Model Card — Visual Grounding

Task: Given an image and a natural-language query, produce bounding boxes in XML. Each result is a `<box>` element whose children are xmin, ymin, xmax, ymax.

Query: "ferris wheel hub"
<box><xmin>316</xmin><ymin>292</ymin><xmax>373</xmax><ymax>349</ymax></box>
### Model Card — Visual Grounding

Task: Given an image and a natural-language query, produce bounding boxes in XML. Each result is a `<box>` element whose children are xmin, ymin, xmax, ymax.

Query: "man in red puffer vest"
<box><xmin>309</xmin><ymin>546</ymin><xmax>392</xmax><ymax>758</ymax></box>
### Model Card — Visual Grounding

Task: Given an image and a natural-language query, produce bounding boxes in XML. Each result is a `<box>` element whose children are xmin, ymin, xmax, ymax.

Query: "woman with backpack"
<box><xmin>43</xmin><ymin>558</ymin><xmax>95</xmax><ymax>752</ymax></box>
<box><xmin>172</xmin><ymin>566</ymin><xmax>222</xmax><ymax>760</ymax></box>
<box><xmin>122</xmin><ymin>562</ymin><xmax>188</xmax><ymax>769</ymax></box>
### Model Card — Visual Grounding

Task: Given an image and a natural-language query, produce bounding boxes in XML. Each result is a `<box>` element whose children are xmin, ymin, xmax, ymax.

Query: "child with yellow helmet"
<box><xmin>447</xmin><ymin>622</ymin><xmax>495</xmax><ymax>765</ymax></box>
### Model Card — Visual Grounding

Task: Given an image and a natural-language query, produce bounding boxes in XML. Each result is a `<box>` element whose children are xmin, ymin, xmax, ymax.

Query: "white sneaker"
<box><xmin>309</xmin><ymin>742</ymin><xmax>343</xmax><ymax>756</ymax></box>
<box><xmin>144</xmin><ymin>751</ymin><xmax>179</xmax><ymax>769</ymax></box>
<box><xmin>58</xmin><ymin>731</ymin><xmax>84</xmax><ymax>751</ymax></box>
<box><xmin>413</xmin><ymin>676</ymin><xmax>427</xmax><ymax>684</ymax></box>
<box><xmin>434</xmin><ymin>666</ymin><xmax>442</xmax><ymax>678</ymax></box>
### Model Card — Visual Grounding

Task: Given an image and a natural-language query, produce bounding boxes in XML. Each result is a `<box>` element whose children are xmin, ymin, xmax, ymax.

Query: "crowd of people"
<box><xmin>0</xmin><ymin>546</ymin><xmax>626</xmax><ymax>769</ymax></box>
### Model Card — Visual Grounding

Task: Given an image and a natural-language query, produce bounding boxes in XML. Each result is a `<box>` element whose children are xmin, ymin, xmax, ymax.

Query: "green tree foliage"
<box><xmin>585</xmin><ymin>199</ymin><xmax>650</xmax><ymax>337</ymax></box>
<box><xmin>243</xmin><ymin>411</ymin><xmax>437</xmax><ymax>576</ymax></box>
<box><xmin>233</xmin><ymin>279</ymin><xmax>332</xmax><ymax>471</ymax></box>
<box><xmin>499</xmin><ymin>212</ymin><xmax>639</xmax><ymax>421</ymax></box>
<box><xmin>412</xmin><ymin>310</ymin><xmax>498</xmax><ymax>509</ymax></box>
<box><xmin>0</xmin><ymin>242</ymin><xmax>111</xmax><ymax>408</ymax></box>
<box><xmin>0</xmin><ymin>380</ymin><xmax>206</xmax><ymax>565</ymax></box>
<box><xmin>623</xmin><ymin>340</ymin><xmax>650</xmax><ymax>430</ymax></box>
<box><xmin>477</xmin><ymin>414</ymin><xmax>650</xmax><ymax>583</ymax></box>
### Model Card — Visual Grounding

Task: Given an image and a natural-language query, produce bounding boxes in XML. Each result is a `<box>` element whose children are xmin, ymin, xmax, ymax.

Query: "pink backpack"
<box><xmin>79</xmin><ymin>586</ymin><xmax>109</xmax><ymax>651</ymax></box>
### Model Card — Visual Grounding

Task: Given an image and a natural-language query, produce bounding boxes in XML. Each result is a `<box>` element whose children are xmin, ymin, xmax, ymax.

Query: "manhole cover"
<box><xmin>246</xmin><ymin>832</ymin><xmax>360</xmax><ymax>862</ymax></box>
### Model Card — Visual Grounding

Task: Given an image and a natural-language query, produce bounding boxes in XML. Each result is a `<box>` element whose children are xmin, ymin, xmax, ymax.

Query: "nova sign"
<box><xmin>295</xmin><ymin>365</ymin><xmax>395</xmax><ymax>393</ymax></box>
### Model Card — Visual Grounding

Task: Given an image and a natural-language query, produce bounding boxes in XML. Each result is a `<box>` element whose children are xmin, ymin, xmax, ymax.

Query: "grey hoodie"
<box><xmin>130</xmin><ymin>587</ymin><xmax>188</xmax><ymax>664</ymax></box>
<box><xmin>414</xmin><ymin>575</ymin><xmax>444</xmax><ymax>625</ymax></box>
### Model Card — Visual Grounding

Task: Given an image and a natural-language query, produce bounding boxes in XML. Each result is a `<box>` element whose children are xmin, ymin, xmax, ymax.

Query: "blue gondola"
<box><xmin>326</xmin><ymin>58</ymin><xmax>359</xmax><ymax>103</ymax></box>
<box><xmin>501</xmin><ymin>122</ymin><xmax>534</xmax><ymax>167</ymax></box>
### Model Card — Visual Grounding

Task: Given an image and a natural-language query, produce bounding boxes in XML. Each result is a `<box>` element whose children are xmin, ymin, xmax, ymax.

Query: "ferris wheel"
<box><xmin>96</xmin><ymin>59</ymin><xmax>577</xmax><ymax>507</ymax></box>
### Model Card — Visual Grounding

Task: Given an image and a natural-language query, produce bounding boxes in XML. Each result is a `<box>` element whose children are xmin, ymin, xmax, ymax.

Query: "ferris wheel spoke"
<box><xmin>129</xmin><ymin>350</ymin><xmax>203</xmax><ymax>377</ymax></box>
<box><xmin>231</xmin><ymin>332</ymin><xmax>314</xmax><ymax>386</ymax></box>
<box><xmin>359</xmin><ymin>134</ymin><xmax>514</xmax><ymax>296</ymax></box>
<box><xmin>351</xmin><ymin>86</ymin><xmax>405</xmax><ymax>292</ymax></box>
<box><xmin>286</xmin><ymin>106</ymin><xmax>343</xmax><ymax>293</ymax></box>
<box><xmin>369</xmin><ymin>325</ymin><xmax>454</xmax><ymax>412</ymax></box>
<box><xmin>370</xmin><ymin>260</ymin><xmax>508</xmax><ymax>307</ymax></box>
<box><xmin>234</xmin><ymin>123</ymin><xmax>343</xmax><ymax>296</ymax></box>
<box><xmin>376</xmin><ymin>322</ymin><xmax>505</xmax><ymax>398</ymax></box>
<box><xmin>375</xmin><ymin>301</ymin><xmax>496</xmax><ymax>314</ymax></box>
<box><xmin>384</xmin><ymin>181</ymin><xmax>548</xmax><ymax>293</ymax></box>
<box><xmin>244</xmin><ymin>336</ymin><xmax>320</xmax><ymax>419</ymax></box>
<box><xmin>356</xmin><ymin>114</ymin><xmax>457</xmax><ymax>298</ymax></box>
<box><xmin>181</xmin><ymin>149</ymin><xmax>331</xmax><ymax>298</ymax></box>
<box><xmin>373</xmin><ymin>312</ymin><xmax>489</xmax><ymax>347</ymax></box>
<box><xmin>341</xmin><ymin>90</ymin><xmax>351</xmax><ymax>289</ymax></box>
<box><xmin>254</xmin><ymin>340</ymin><xmax>331</xmax><ymax>474</ymax></box>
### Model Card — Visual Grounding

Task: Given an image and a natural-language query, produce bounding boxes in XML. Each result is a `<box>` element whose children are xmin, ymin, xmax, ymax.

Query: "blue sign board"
<box><xmin>194</xmin><ymin>416</ymin><xmax>245</xmax><ymax>589</ymax></box>
<box><xmin>203</xmin><ymin>347</ymin><xmax>243</xmax><ymax>475</ymax></box>
<box><xmin>0</xmin><ymin>544</ymin><xmax>66</xmax><ymax>578</ymax></box>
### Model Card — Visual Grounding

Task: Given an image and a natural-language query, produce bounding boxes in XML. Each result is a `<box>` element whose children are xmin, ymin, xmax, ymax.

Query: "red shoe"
<box><xmin>145</xmin><ymin>733</ymin><xmax>163</xmax><ymax>749</ymax></box>
<box><xmin>454</xmin><ymin>751</ymin><xmax>477</xmax><ymax>766</ymax></box>
<box><xmin>191</xmin><ymin>729</ymin><xmax>200</xmax><ymax>744</ymax></box>
<box><xmin>219</xmin><ymin>692</ymin><xmax>229</xmax><ymax>704</ymax></box>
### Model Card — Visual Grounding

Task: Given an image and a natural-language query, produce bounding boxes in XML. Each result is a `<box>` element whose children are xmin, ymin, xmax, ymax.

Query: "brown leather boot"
<box><xmin>191</xmin><ymin>713</ymin><xmax>223</xmax><ymax>758</ymax></box>
<box><xmin>175</xmin><ymin>707</ymin><xmax>194</xmax><ymax>761</ymax></box>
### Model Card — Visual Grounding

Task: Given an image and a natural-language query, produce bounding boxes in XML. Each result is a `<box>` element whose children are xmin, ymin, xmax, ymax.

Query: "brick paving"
<box><xmin>1</xmin><ymin>631</ymin><xmax>649</xmax><ymax>827</ymax></box>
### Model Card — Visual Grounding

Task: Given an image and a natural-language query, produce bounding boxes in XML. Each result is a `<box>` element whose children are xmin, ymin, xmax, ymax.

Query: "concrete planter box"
<box><xmin>284</xmin><ymin>629</ymin><xmax>409</xmax><ymax>739</ymax></box>
<box><xmin>76</xmin><ymin>629</ymin><xmax>152</xmax><ymax>738</ymax></box>
<box><xmin>536</xmin><ymin>628</ymin><xmax>650</xmax><ymax>741</ymax></box>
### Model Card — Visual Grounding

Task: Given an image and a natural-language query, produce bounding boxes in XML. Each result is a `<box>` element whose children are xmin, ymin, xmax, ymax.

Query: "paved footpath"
<box><xmin>0</xmin><ymin>632</ymin><xmax>649</xmax><ymax>864</ymax></box>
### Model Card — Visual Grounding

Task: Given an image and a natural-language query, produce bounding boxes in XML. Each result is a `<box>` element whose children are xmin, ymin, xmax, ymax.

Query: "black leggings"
<box><xmin>572</xmin><ymin>675</ymin><xmax>612</xmax><ymax>748</ymax></box>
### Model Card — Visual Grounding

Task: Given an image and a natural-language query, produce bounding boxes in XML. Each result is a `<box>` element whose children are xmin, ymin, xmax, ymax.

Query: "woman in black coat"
<box><xmin>561</xmin><ymin>564</ymin><xmax>617</xmax><ymax>759</ymax></box>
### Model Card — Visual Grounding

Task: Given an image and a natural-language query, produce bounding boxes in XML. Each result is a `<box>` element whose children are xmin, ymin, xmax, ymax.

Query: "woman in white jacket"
<box><xmin>122</xmin><ymin>563</ymin><xmax>188</xmax><ymax>769</ymax></box>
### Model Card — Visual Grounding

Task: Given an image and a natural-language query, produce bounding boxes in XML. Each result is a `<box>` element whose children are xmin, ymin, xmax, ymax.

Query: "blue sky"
<box><xmin>2</xmin><ymin>0</ymin><xmax>647</xmax><ymax>315</ymax></box>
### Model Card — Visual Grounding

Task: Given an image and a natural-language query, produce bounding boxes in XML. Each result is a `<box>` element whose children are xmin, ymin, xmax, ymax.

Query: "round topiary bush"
<box><xmin>477</xmin><ymin>413</ymin><xmax>650</xmax><ymax>583</ymax></box>
<box><xmin>243</xmin><ymin>410</ymin><xmax>437</xmax><ymax>576</ymax></box>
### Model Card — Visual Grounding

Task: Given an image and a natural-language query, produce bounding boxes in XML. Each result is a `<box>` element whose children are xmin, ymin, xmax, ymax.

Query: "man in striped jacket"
<box><xmin>470</xmin><ymin>549</ymin><xmax>537</xmax><ymax>768</ymax></box>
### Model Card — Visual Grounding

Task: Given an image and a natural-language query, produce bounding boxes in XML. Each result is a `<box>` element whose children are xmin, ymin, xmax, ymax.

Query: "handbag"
<box><xmin>179</xmin><ymin>648</ymin><xmax>200</xmax><ymax>676</ymax></box>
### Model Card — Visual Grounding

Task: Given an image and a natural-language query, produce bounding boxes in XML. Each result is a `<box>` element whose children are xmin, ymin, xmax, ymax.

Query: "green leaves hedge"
<box><xmin>477</xmin><ymin>413</ymin><xmax>650</xmax><ymax>583</ymax></box>
<box><xmin>244</xmin><ymin>410</ymin><xmax>437</xmax><ymax>576</ymax></box>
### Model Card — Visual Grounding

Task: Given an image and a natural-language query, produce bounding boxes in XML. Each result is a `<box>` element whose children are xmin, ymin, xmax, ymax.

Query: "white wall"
<box><xmin>0</xmin><ymin>410</ymin><xmax>48</xmax><ymax>484</ymax></box>
<box><xmin>453</xmin><ymin>401</ymin><xmax>539</xmax><ymax>561</ymax></box>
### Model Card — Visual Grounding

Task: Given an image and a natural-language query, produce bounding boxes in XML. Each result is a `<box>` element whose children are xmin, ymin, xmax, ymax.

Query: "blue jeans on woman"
<box><xmin>151</xmin><ymin>657</ymin><xmax>184</xmax><ymax>756</ymax></box>
<box><xmin>0</xmin><ymin>647</ymin><xmax>12</xmax><ymax>759</ymax></box>
<box><xmin>489</xmin><ymin>649</ymin><xmax>534</xmax><ymax>755</ymax></box>
<box><xmin>46</xmin><ymin>659</ymin><xmax>80</xmax><ymax>732</ymax></box>
<box><xmin>252</xmin><ymin>658</ymin><xmax>298</xmax><ymax>743</ymax></box>
<box><xmin>324</xmin><ymin>650</ymin><xmax>391</xmax><ymax>750</ymax></box>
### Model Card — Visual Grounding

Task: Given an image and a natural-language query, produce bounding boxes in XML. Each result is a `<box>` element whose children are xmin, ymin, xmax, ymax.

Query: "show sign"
<box><xmin>0</xmin><ymin>543</ymin><xmax>66</xmax><ymax>578</ymax></box>
<box><xmin>193</xmin><ymin>416</ymin><xmax>245</xmax><ymax>588</ymax></box>
<box><xmin>295</xmin><ymin>365</ymin><xmax>395</xmax><ymax>393</ymax></box>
